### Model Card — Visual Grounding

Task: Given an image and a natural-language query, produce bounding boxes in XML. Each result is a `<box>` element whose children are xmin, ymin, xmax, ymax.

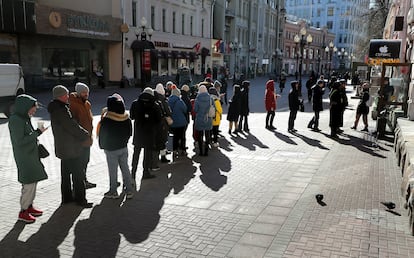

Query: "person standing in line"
<box><xmin>307</xmin><ymin>80</ymin><xmax>325</xmax><ymax>131</ymax></box>
<box><xmin>68</xmin><ymin>82</ymin><xmax>96</xmax><ymax>189</ymax></box>
<box><xmin>337</xmin><ymin>79</ymin><xmax>348</xmax><ymax>133</ymax></box>
<box><xmin>265</xmin><ymin>79</ymin><xmax>278</xmax><ymax>130</ymax></box>
<box><xmin>288</xmin><ymin>81</ymin><xmax>301</xmax><ymax>133</ymax></box>
<box><xmin>9</xmin><ymin>94</ymin><xmax>48</xmax><ymax>223</ymax></box>
<box><xmin>180</xmin><ymin>84</ymin><xmax>193</xmax><ymax>152</ymax></box>
<box><xmin>48</xmin><ymin>85</ymin><xmax>92</xmax><ymax>208</ymax></box>
<box><xmin>238</xmin><ymin>80</ymin><xmax>250</xmax><ymax>132</ymax></box>
<box><xmin>98</xmin><ymin>94</ymin><xmax>134</xmax><ymax>199</ymax></box>
<box><xmin>208</xmin><ymin>87</ymin><xmax>223</xmax><ymax>147</ymax></box>
<box><xmin>154</xmin><ymin>83</ymin><xmax>172</xmax><ymax>164</ymax></box>
<box><xmin>130</xmin><ymin>87</ymin><xmax>162</xmax><ymax>180</ymax></box>
<box><xmin>194</xmin><ymin>85</ymin><xmax>213</xmax><ymax>156</ymax></box>
<box><xmin>227</xmin><ymin>84</ymin><xmax>242</xmax><ymax>134</ymax></box>
<box><xmin>351</xmin><ymin>82</ymin><xmax>370</xmax><ymax>132</ymax></box>
<box><xmin>329</xmin><ymin>81</ymin><xmax>342</xmax><ymax>138</ymax></box>
<box><xmin>168</xmin><ymin>87</ymin><xmax>189</xmax><ymax>158</ymax></box>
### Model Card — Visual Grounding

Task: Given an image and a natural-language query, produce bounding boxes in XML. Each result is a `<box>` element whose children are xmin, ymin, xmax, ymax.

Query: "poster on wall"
<box><xmin>143</xmin><ymin>50</ymin><xmax>151</xmax><ymax>72</ymax></box>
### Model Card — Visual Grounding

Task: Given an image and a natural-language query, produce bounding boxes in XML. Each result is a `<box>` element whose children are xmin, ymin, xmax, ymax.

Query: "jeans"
<box><xmin>104</xmin><ymin>147</ymin><xmax>133</xmax><ymax>193</ymax></box>
<box><xmin>61</xmin><ymin>157</ymin><xmax>85</xmax><ymax>203</ymax></box>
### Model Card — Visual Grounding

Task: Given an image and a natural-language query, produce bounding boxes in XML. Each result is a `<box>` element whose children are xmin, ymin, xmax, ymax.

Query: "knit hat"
<box><xmin>171</xmin><ymin>88</ymin><xmax>181</xmax><ymax>97</ymax></box>
<box><xmin>208</xmin><ymin>87</ymin><xmax>219</xmax><ymax>97</ymax></box>
<box><xmin>107</xmin><ymin>94</ymin><xmax>125</xmax><ymax>114</ymax></box>
<box><xmin>53</xmin><ymin>85</ymin><xmax>69</xmax><ymax>99</ymax></box>
<box><xmin>213</xmin><ymin>80</ymin><xmax>222</xmax><ymax>89</ymax></box>
<box><xmin>166</xmin><ymin>81</ymin><xmax>174</xmax><ymax>89</ymax></box>
<box><xmin>198</xmin><ymin>85</ymin><xmax>208</xmax><ymax>93</ymax></box>
<box><xmin>75</xmin><ymin>82</ymin><xmax>89</xmax><ymax>94</ymax></box>
<box><xmin>181</xmin><ymin>84</ymin><xmax>190</xmax><ymax>92</ymax></box>
<box><xmin>143</xmin><ymin>87</ymin><xmax>154</xmax><ymax>96</ymax></box>
<box><xmin>155</xmin><ymin>83</ymin><xmax>165</xmax><ymax>95</ymax></box>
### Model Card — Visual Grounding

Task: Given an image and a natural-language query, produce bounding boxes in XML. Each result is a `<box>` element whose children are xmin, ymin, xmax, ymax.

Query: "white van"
<box><xmin>0</xmin><ymin>64</ymin><xmax>25</xmax><ymax>117</ymax></box>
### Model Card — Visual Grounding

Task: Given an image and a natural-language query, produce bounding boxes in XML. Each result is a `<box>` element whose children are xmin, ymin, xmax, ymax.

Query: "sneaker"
<box><xmin>312</xmin><ymin>128</ymin><xmax>321</xmax><ymax>132</ymax></box>
<box><xmin>18</xmin><ymin>210</ymin><xmax>35</xmax><ymax>223</ymax></box>
<box><xmin>104</xmin><ymin>191</ymin><xmax>120</xmax><ymax>199</ymax></box>
<box><xmin>269</xmin><ymin>126</ymin><xmax>276</xmax><ymax>130</ymax></box>
<box><xmin>85</xmin><ymin>181</ymin><xmax>97</xmax><ymax>189</ymax></box>
<box><xmin>27</xmin><ymin>205</ymin><xmax>43</xmax><ymax>217</ymax></box>
<box><xmin>350</xmin><ymin>126</ymin><xmax>356</xmax><ymax>130</ymax></box>
<box><xmin>126</xmin><ymin>192</ymin><xmax>134</xmax><ymax>199</ymax></box>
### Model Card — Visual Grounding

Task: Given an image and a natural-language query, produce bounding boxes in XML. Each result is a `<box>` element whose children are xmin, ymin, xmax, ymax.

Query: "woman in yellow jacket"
<box><xmin>208</xmin><ymin>87</ymin><xmax>223</xmax><ymax>147</ymax></box>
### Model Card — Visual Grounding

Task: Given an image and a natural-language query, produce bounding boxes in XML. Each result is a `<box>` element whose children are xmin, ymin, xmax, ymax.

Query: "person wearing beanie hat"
<box><xmin>181</xmin><ymin>84</ymin><xmax>190</xmax><ymax>92</ymax></box>
<box><xmin>165</xmin><ymin>81</ymin><xmax>174</xmax><ymax>97</ymax></box>
<box><xmin>209</xmin><ymin>86</ymin><xmax>223</xmax><ymax>147</ymax></box>
<box><xmin>180</xmin><ymin>84</ymin><xmax>192</xmax><ymax>151</ymax></box>
<box><xmin>153</xmin><ymin>83</ymin><xmax>172</xmax><ymax>164</ymax></box>
<box><xmin>168</xmin><ymin>85</ymin><xmax>189</xmax><ymax>158</ymax></box>
<box><xmin>98</xmin><ymin>93</ymin><xmax>134</xmax><ymax>199</ymax></box>
<box><xmin>69</xmin><ymin>82</ymin><xmax>96</xmax><ymax>189</ymax></box>
<box><xmin>53</xmin><ymin>85</ymin><xmax>69</xmax><ymax>100</ymax></box>
<box><xmin>288</xmin><ymin>81</ymin><xmax>301</xmax><ymax>133</ymax></box>
<box><xmin>307</xmin><ymin>79</ymin><xmax>325</xmax><ymax>131</ymax></box>
<box><xmin>130</xmin><ymin>87</ymin><xmax>162</xmax><ymax>180</ymax></box>
<box><xmin>194</xmin><ymin>83</ymin><xmax>213</xmax><ymax>156</ymax></box>
<box><xmin>48</xmin><ymin>85</ymin><xmax>91</xmax><ymax>208</ymax></box>
<box><xmin>155</xmin><ymin>83</ymin><xmax>165</xmax><ymax>95</ymax></box>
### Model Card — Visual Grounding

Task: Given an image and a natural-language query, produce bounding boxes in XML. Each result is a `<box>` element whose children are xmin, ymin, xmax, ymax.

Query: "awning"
<box><xmin>130</xmin><ymin>40</ymin><xmax>155</xmax><ymax>50</ymax></box>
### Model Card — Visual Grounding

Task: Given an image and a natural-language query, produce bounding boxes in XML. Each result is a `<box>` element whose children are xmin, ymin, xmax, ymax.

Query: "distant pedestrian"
<box><xmin>98</xmin><ymin>94</ymin><xmax>134</xmax><ymax>199</ymax></box>
<box><xmin>9</xmin><ymin>94</ymin><xmax>48</xmax><ymax>223</ymax></box>
<box><xmin>238</xmin><ymin>80</ymin><xmax>250</xmax><ymax>132</ymax></box>
<box><xmin>288</xmin><ymin>81</ymin><xmax>301</xmax><ymax>132</ymax></box>
<box><xmin>307</xmin><ymin>80</ymin><xmax>325</xmax><ymax>131</ymax></box>
<box><xmin>130</xmin><ymin>87</ymin><xmax>162</xmax><ymax>180</ymax></box>
<box><xmin>68</xmin><ymin>82</ymin><xmax>96</xmax><ymax>189</ymax></box>
<box><xmin>279</xmin><ymin>70</ymin><xmax>287</xmax><ymax>93</ymax></box>
<box><xmin>351</xmin><ymin>82</ymin><xmax>370</xmax><ymax>131</ymax></box>
<box><xmin>227</xmin><ymin>84</ymin><xmax>242</xmax><ymax>134</ymax></box>
<box><xmin>265</xmin><ymin>79</ymin><xmax>279</xmax><ymax>130</ymax></box>
<box><xmin>194</xmin><ymin>85</ymin><xmax>213</xmax><ymax>156</ymax></box>
<box><xmin>48</xmin><ymin>85</ymin><xmax>91</xmax><ymax>208</ymax></box>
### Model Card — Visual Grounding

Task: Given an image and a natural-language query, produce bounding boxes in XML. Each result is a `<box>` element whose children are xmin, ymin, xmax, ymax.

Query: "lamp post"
<box><xmin>229</xmin><ymin>38</ymin><xmax>242</xmax><ymax>82</ymax></box>
<box><xmin>337</xmin><ymin>48</ymin><xmax>348</xmax><ymax>72</ymax></box>
<box><xmin>324</xmin><ymin>41</ymin><xmax>337</xmax><ymax>80</ymax></box>
<box><xmin>135</xmin><ymin>17</ymin><xmax>153</xmax><ymax>87</ymax></box>
<box><xmin>294</xmin><ymin>27</ymin><xmax>312</xmax><ymax>95</ymax></box>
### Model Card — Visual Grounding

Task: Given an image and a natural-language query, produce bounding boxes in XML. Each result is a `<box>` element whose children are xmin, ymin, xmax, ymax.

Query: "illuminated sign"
<box><xmin>369</xmin><ymin>39</ymin><xmax>401</xmax><ymax>59</ymax></box>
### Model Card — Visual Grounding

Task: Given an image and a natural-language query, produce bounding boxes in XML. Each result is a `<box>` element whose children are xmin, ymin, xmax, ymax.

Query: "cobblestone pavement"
<box><xmin>1</xmin><ymin>77</ymin><xmax>414</xmax><ymax>257</ymax></box>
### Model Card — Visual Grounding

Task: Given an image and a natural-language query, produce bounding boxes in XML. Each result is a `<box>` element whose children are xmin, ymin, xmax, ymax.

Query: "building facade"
<box><xmin>285</xmin><ymin>0</ymin><xmax>369</xmax><ymax>70</ymax></box>
<box><xmin>0</xmin><ymin>0</ymin><xmax>123</xmax><ymax>90</ymax></box>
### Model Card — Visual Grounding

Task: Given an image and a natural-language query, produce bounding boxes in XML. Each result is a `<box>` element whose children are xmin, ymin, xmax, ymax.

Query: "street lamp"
<box><xmin>324</xmin><ymin>41</ymin><xmax>337</xmax><ymax>80</ymax></box>
<box><xmin>135</xmin><ymin>17</ymin><xmax>153</xmax><ymax>87</ymax></box>
<box><xmin>229</xmin><ymin>38</ymin><xmax>242</xmax><ymax>82</ymax></box>
<box><xmin>337</xmin><ymin>48</ymin><xmax>348</xmax><ymax>72</ymax></box>
<box><xmin>294</xmin><ymin>27</ymin><xmax>313</xmax><ymax>95</ymax></box>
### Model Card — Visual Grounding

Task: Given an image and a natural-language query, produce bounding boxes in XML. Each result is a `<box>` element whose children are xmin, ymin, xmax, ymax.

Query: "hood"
<box><xmin>14</xmin><ymin>94</ymin><xmax>37</xmax><ymax>117</ymax></box>
<box><xmin>266</xmin><ymin>80</ymin><xmax>274</xmax><ymax>92</ymax></box>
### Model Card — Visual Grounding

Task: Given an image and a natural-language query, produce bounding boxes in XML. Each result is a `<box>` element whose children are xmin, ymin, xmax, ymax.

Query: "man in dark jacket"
<box><xmin>48</xmin><ymin>85</ymin><xmax>91</xmax><ymax>208</ymax></box>
<box><xmin>238</xmin><ymin>80</ymin><xmax>250</xmax><ymax>132</ymax></box>
<box><xmin>130</xmin><ymin>87</ymin><xmax>162</xmax><ymax>180</ymax></box>
<box><xmin>288</xmin><ymin>81</ymin><xmax>301</xmax><ymax>132</ymax></box>
<box><xmin>329</xmin><ymin>81</ymin><xmax>342</xmax><ymax>138</ymax></box>
<box><xmin>307</xmin><ymin>80</ymin><xmax>325</xmax><ymax>131</ymax></box>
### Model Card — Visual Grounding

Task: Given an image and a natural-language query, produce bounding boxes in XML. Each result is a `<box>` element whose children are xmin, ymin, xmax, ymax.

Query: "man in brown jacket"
<box><xmin>69</xmin><ymin>82</ymin><xmax>96</xmax><ymax>189</ymax></box>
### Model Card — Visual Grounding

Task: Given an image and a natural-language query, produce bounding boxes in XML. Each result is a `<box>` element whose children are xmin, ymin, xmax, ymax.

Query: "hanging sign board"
<box><xmin>367</xmin><ymin>39</ymin><xmax>401</xmax><ymax>65</ymax></box>
<box><xmin>143</xmin><ymin>50</ymin><xmax>151</xmax><ymax>72</ymax></box>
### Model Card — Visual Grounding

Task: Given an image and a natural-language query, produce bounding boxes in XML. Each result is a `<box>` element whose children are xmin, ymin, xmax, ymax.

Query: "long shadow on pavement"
<box><xmin>0</xmin><ymin>204</ymin><xmax>83</xmax><ymax>257</ymax></box>
<box><xmin>290</xmin><ymin>131</ymin><xmax>329</xmax><ymax>150</ymax></box>
<box><xmin>73</xmin><ymin>158</ymin><xmax>197</xmax><ymax>257</ymax></box>
<box><xmin>272</xmin><ymin>130</ymin><xmax>298</xmax><ymax>145</ymax></box>
<box><xmin>229</xmin><ymin>132</ymin><xmax>269</xmax><ymax>150</ymax></box>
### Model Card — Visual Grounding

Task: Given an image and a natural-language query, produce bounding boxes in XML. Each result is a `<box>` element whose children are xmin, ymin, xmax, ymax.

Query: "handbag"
<box><xmin>165</xmin><ymin>116</ymin><xmax>173</xmax><ymax>126</ymax></box>
<box><xmin>38</xmin><ymin>144</ymin><xmax>50</xmax><ymax>159</ymax></box>
<box><xmin>208</xmin><ymin>98</ymin><xmax>216</xmax><ymax>118</ymax></box>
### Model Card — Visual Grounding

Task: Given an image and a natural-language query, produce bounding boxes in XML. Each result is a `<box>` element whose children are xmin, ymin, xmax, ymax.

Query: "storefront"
<box><xmin>21</xmin><ymin>4</ymin><xmax>122</xmax><ymax>91</ymax></box>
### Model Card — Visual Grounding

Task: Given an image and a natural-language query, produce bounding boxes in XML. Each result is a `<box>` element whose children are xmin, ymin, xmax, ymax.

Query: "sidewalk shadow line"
<box><xmin>290</xmin><ymin>131</ymin><xmax>329</xmax><ymax>150</ymax></box>
<box><xmin>229</xmin><ymin>132</ymin><xmax>269</xmax><ymax>150</ymax></box>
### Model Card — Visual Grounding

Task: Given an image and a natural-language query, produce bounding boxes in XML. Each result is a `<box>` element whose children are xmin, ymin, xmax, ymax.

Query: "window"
<box><xmin>162</xmin><ymin>9</ymin><xmax>166</xmax><ymax>32</ymax></box>
<box><xmin>173</xmin><ymin>12</ymin><xmax>176</xmax><ymax>33</ymax></box>
<box><xmin>42</xmin><ymin>48</ymin><xmax>89</xmax><ymax>79</ymax></box>
<box><xmin>132</xmin><ymin>2</ymin><xmax>137</xmax><ymax>27</ymax></box>
<box><xmin>182</xmin><ymin>14</ymin><xmax>185</xmax><ymax>35</ymax></box>
<box><xmin>190</xmin><ymin>16</ymin><xmax>193</xmax><ymax>36</ymax></box>
<box><xmin>201</xmin><ymin>19</ymin><xmax>204</xmax><ymax>37</ymax></box>
<box><xmin>151</xmin><ymin>6</ymin><xmax>155</xmax><ymax>30</ymax></box>
<box><xmin>327</xmin><ymin>21</ymin><xmax>333</xmax><ymax>29</ymax></box>
<box><xmin>327</xmin><ymin>7</ymin><xmax>334</xmax><ymax>16</ymax></box>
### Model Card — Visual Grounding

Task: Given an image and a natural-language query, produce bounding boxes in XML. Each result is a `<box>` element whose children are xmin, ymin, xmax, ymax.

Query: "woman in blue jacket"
<box><xmin>168</xmin><ymin>87</ymin><xmax>189</xmax><ymax>158</ymax></box>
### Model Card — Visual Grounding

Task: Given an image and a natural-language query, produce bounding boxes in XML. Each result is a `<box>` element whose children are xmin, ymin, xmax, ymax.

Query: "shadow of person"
<box><xmin>0</xmin><ymin>204</ymin><xmax>83</xmax><ymax>257</ymax></box>
<box><xmin>217</xmin><ymin>136</ymin><xmax>235</xmax><ymax>152</ymax></box>
<box><xmin>230</xmin><ymin>132</ymin><xmax>269</xmax><ymax>150</ymax></box>
<box><xmin>167</xmin><ymin>156</ymin><xmax>197</xmax><ymax>194</ymax></box>
<box><xmin>273</xmin><ymin>130</ymin><xmax>297</xmax><ymax>145</ymax></box>
<box><xmin>290</xmin><ymin>131</ymin><xmax>329</xmax><ymax>150</ymax></box>
<box><xmin>197</xmin><ymin>149</ymin><xmax>231</xmax><ymax>192</ymax></box>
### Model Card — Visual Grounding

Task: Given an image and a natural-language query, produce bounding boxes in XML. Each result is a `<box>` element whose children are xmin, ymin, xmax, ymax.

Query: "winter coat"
<box><xmin>265</xmin><ymin>80</ymin><xmax>276</xmax><ymax>111</ymax></box>
<box><xmin>239</xmin><ymin>87</ymin><xmax>250</xmax><ymax>116</ymax></box>
<box><xmin>227</xmin><ymin>87</ymin><xmax>242</xmax><ymax>121</ymax></box>
<box><xmin>194</xmin><ymin>92</ymin><xmax>213</xmax><ymax>131</ymax></box>
<box><xmin>68</xmin><ymin>92</ymin><xmax>93</xmax><ymax>147</ymax></box>
<box><xmin>48</xmin><ymin>99</ymin><xmax>89</xmax><ymax>160</ymax></box>
<box><xmin>154</xmin><ymin>92</ymin><xmax>170</xmax><ymax>150</ymax></box>
<box><xmin>130</xmin><ymin>92</ymin><xmax>162</xmax><ymax>148</ymax></box>
<box><xmin>181</xmin><ymin>90</ymin><xmax>192</xmax><ymax>122</ymax></box>
<box><xmin>168</xmin><ymin>95</ymin><xmax>189</xmax><ymax>128</ymax></box>
<box><xmin>211</xmin><ymin>95</ymin><xmax>223</xmax><ymax>126</ymax></box>
<box><xmin>288</xmin><ymin>89</ymin><xmax>301</xmax><ymax>111</ymax></box>
<box><xmin>98</xmin><ymin>111</ymin><xmax>132</xmax><ymax>151</ymax></box>
<box><xmin>329</xmin><ymin>89</ymin><xmax>342</xmax><ymax>128</ymax></box>
<box><xmin>312</xmin><ymin>84</ymin><xmax>325</xmax><ymax>112</ymax></box>
<box><xmin>8</xmin><ymin>94</ymin><xmax>48</xmax><ymax>184</ymax></box>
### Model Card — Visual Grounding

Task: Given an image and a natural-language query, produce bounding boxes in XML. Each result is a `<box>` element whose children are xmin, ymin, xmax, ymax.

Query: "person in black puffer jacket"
<box><xmin>98</xmin><ymin>93</ymin><xmax>134</xmax><ymax>199</ymax></box>
<box><xmin>288</xmin><ymin>81</ymin><xmax>301</xmax><ymax>132</ymax></box>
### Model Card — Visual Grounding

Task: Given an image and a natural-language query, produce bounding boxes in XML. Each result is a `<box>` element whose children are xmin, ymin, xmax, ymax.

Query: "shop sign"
<box><xmin>368</xmin><ymin>39</ymin><xmax>401</xmax><ymax>59</ymax></box>
<box><xmin>67</xmin><ymin>14</ymin><xmax>110</xmax><ymax>36</ymax></box>
<box><xmin>366</xmin><ymin>58</ymin><xmax>400</xmax><ymax>66</ymax></box>
<box><xmin>143</xmin><ymin>50</ymin><xmax>151</xmax><ymax>72</ymax></box>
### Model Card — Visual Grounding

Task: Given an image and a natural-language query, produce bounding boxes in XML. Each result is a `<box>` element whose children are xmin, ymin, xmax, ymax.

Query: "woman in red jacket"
<box><xmin>264</xmin><ymin>79</ymin><xmax>279</xmax><ymax>130</ymax></box>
